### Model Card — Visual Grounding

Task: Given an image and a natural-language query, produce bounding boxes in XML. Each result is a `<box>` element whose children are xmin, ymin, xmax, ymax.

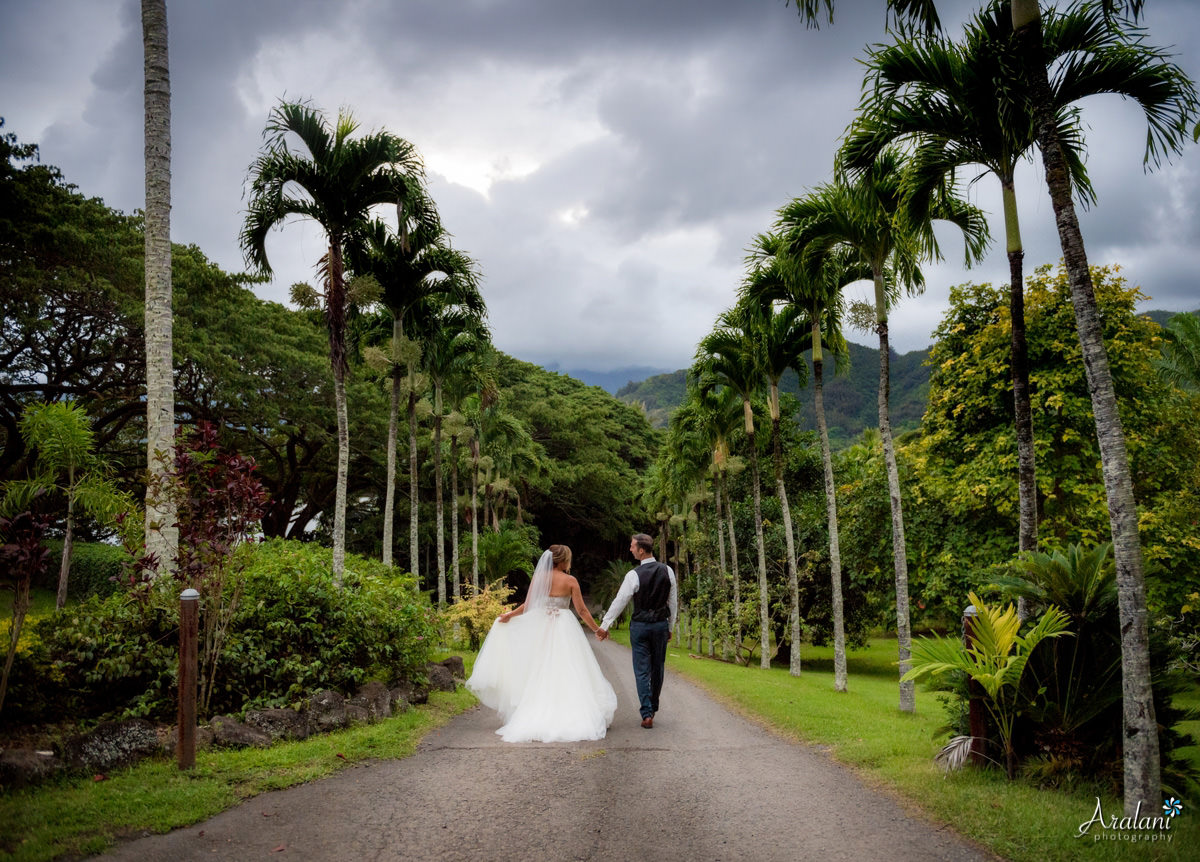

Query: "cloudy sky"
<box><xmin>3</xmin><ymin>0</ymin><xmax>1198</xmax><ymax>376</ymax></box>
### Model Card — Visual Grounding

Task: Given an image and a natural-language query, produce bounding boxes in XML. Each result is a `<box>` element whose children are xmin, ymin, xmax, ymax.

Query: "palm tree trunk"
<box><xmin>724</xmin><ymin>472</ymin><xmax>741</xmax><ymax>656</ymax></box>
<box><xmin>382</xmin><ymin>319</ymin><xmax>401</xmax><ymax>568</ymax></box>
<box><xmin>1013</xmin><ymin>1</ymin><xmax>1159</xmax><ymax>812</ymax></box>
<box><xmin>141</xmin><ymin>0</ymin><xmax>176</xmax><ymax>578</ymax></box>
<box><xmin>407</xmin><ymin>380</ymin><xmax>419</xmax><ymax>586</ymax></box>
<box><xmin>450</xmin><ymin>433</ymin><xmax>461</xmax><ymax>599</ymax></box>
<box><xmin>814</xmin><ymin>351</ymin><xmax>848</xmax><ymax>693</ymax></box>
<box><xmin>56</xmin><ymin>478</ymin><xmax>75</xmax><ymax>610</ymax></box>
<box><xmin>327</xmin><ymin>238</ymin><xmax>349</xmax><ymax>585</ymax></box>
<box><xmin>470</xmin><ymin>439</ymin><xmax>480</xmax><ymax>592</ymax></box>
<box><xmin>433</xmin><ymin>386</ymin><xmax>446</xmax><ymax>606</ymax></box>
<box><xmin>747</xmin><ymin>418</ymin><xmax>770</xmax><ymax>670</ymax></box>
<box><xmin>771</xmin><ymin>405</ymin><xmax>801</xmax><ymax>677</ymax></box>
<box><xmin>875</xmin><ymin>272</ymin><xmax>914</xmax><ymax>712</ymax></box>
<box><xmin>1003</xmin><ymin>179</ymin><xmax>1037</xmax><ymax>622</ymax></box>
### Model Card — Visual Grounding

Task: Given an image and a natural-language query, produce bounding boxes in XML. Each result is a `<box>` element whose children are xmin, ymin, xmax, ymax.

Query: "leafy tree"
<box><xmin>242</xmin><ymin>101</ymin><xmax>423</xmax><ymax>582</ymax></box>
<box><xmin>0</xmin><ymin>507</ymin><xmax>50</xmax><ymax>715</ymax></box>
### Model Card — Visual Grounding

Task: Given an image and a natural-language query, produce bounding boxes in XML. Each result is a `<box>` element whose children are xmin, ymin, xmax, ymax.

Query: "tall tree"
<box><xmin>746</xmin><ymin>233</ymin><xmax>867</xmax><ymax>692</ymax></box>
<box><xmin>842</xmin><ymin>1</ymin><xmax>1196</xmax><ymax>614</ymax></box>
<box><xmin>241</xmin><ymin>102</ymin><xmax>423</xmax><ymax>582</ymax></box>
<box><xmin>779</xmin><ymin>151</ymin><xmax>988</xmax><ymax>709</ymax></box>
<box><xmin>734</xmin><ymin>286</ymin><xmax>809</xmax><ymax>675</ymax></box>
<box><xmin>697</xmin><ymin>309</ymin><xmax>773</xmax><ymax>669</ymax></box>
<box><xmin>787</xmin><ymin>0</ymin><xmax>1195</xmax><ymax>812</ymax></box>
<box><xmin>141</xmin><ymin>0</ymin><xmax>176</xmax><ymax>576</ymax></box>
<box><xmin>416</xmin><ymin>301</ymin><xmax>489</xmax><ymax>604</ymax></box>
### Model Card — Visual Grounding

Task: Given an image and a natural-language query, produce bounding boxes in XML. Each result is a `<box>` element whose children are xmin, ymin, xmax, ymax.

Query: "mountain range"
<box><xmin>555</xmin><ymin>308</ymin><xmax>1194</xmax><ymax>448</ymax></box>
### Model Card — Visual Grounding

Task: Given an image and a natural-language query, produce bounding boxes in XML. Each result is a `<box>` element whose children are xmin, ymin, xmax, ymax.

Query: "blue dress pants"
<box><xmin>629</xmin><ymin>619</ymin><xmax>669</xmax><ymax>719</ymax></box>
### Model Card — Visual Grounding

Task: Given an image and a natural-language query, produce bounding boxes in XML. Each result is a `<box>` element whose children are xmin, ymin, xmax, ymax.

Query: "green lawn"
<box><xmin>655</xmin><ymin>633</ymin><xmax>1198</xmax><ymax>862</ymax></box>
<box><xmin>0</xmin><ymin>667</ymin><xmax>476</xmax><ymax>862</ymax></box>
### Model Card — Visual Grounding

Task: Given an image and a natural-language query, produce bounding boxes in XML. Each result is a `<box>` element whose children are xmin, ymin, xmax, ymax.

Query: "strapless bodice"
<box><xmin>542</xmin><ymin>595</ymin><xmax>572</xmax><ymax>609</ymax></box>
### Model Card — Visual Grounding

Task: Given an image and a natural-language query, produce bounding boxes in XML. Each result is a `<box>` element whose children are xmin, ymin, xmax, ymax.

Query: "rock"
<box><xmin>348</xmin><ymin>682</ymin><xmax>391</xmax><ymax>721</ymax></box>
<box><xmin>426</xmin><ymin>662</ymin><xmax>456</xmax><ymax>693</ymax></box>
<box><xmin>210</xmin><ymin>716</ymin><xmax>272</xmax><ymax>749</ymax></box>
<box><xmin>306</xmin><ymin>689</ymin><xmax>348</xmax><ymax>733</ymax></box>
<box><xmin>244</xmin><ymin>708</ymin><xmax>309</xmax><ymax>741</ymax></box>
<box><xmin>0</xmin><ymin>749</ymin><xmax>63</xmax><ymax>788</ymax></box>
<box><xmin>389</xmin><ymin>688</ymin><xmax>411</xmax><ymax>714</ymax></box>
<box><xmin>164</xmin><ymin>725</ymin><xmax>215</xmax><ymax>755</ymax></box>
<box><xmin>62</xmin><ymin>719</ymin><xmax>160</xmax><ymax>771</ymax></box>
<box><xmin>440</xmin><ymin>655</ymin><xmax>466</xmax><ymax>678</ymax></box>
<box><xmin>390</xmin><ymin>679</ymin><xmax>428</xmax><ymax>706</ymax></box>
<box><xmin>344</xmin><ymin>703</ymin><xmax>371</xmax><ymax>725</ymax></box>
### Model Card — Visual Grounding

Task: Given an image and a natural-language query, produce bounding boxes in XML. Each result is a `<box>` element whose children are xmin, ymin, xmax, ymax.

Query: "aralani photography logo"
<box><xmin>1075</xmin><ymin>797</ymin><xmax>1183</xmax><ymax>843</ymax></box>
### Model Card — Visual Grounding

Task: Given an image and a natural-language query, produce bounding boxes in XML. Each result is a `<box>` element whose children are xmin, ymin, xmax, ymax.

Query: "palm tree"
<box><xmin>418</xmin><ymin>301</ymin><xmax>489</xmax><ymax>605</ymax></box>
<box><xmin>786</xmin><ymin>0</ymin><xmax>1193</xmax><ymax>808</ymax></box>
<box><xmin>733</xmin><ymin>288</ymin><xmax>809</xmax><ymax>675</ymax></box>
<box><xmin>843</xmin><ymin>1</ymin><xmax>1195</xmax><ymax>612</ymax></box>
<box><xmin>1157</xmin><ymin>312</ymin><xmax>1200</xmax><ymax>392</ymax></box>
<box><xmin>696</xmin><ymin>309</ymin><xmax>773</xmax><ymax>669</ymax></box>
<box><xmin>443</xmin><ymin>350</ymin><xmax>495</xmax><ymax>599</ymax></box>
<box><xmin>746</xmin><ymin>233</ymin><xmax>868</xmax><ymax>692</ymax></box>
<box><xmin>778</xmin><ymin>151</ymin><xmax>989</xmax><ymax>710</ymax></box>
<box><xmin>141</xmin><ymin>0</ymin><xmax>176</xmax><ymax>576</ymax></box>
<box><xmin>242</xmin><ymin>102</ymin><xmax>423</xmax><ymax>582</ymax></box>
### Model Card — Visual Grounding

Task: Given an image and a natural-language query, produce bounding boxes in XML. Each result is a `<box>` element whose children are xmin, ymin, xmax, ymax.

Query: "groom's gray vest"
<box><xmin>631</xmin><ymin>560</ymin><xmax>671</xmax><ymax>623</ymax></box>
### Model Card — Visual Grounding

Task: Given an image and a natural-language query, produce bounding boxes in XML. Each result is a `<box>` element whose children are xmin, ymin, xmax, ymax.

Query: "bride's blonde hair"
<box><xmin>549</xmin><ymin>544</ymin><xmax>572</xmax><ymax>573</ymax></box>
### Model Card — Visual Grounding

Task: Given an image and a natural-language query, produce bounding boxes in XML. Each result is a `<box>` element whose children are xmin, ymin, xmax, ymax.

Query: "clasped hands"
<box><xmin>594</xmin><ymin>627</ymin><xmax>610</xmax><ymax>641</ymax></box>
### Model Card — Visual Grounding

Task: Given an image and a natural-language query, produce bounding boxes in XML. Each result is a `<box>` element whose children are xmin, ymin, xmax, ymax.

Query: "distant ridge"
<box><xmin>539</xmin><ymin>363</ymin><xmax>675</xmax><ymax>395</ymax></box>
<box><xmin>612</xmin><ymin>308</ymin><xmax>1197</xmax><ymax>445</ymax></box>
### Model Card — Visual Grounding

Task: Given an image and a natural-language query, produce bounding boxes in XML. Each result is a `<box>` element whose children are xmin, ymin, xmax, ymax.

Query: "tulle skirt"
<box><xmin>466</xmin><ymin>608</ymin><xmax>618</xmax><ymax>743</ymax></box>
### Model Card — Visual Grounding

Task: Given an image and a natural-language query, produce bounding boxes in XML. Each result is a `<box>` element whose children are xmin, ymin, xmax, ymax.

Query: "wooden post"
<box><xmin>963</xmin><ymin>605</ymin><xmax>987</xmax><ymax>766</ymax></box>
<box><xmin>178</xmin><ymin>587</ymin><xmax>199</xmax><ymax>770</ymax></box>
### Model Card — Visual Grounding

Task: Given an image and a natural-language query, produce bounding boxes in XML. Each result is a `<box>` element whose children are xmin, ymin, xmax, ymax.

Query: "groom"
<box><xmin>596</xmin><ymin>533</ymin><xmax>678</xmax><ymax>728</ymax></box>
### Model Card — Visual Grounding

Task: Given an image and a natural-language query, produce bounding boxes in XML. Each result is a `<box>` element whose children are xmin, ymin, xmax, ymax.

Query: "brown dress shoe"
<box><xmin>641</xmin><ymin>716</ymin><xmax>653</xmax><ymax>729</ymax></box>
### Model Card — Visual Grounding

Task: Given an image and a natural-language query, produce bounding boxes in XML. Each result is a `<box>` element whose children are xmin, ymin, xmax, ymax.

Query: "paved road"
<box><xmin>99</xmin><ymin>638</ymin><xmax>997</xmax><ymax>862</ymax></box>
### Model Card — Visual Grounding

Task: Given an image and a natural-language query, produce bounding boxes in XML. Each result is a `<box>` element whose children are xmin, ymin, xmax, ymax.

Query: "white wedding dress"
<box><xmin>467</xmin><ymin>594</ymin><xmax>618</xmax><ymax>743</ymax></box>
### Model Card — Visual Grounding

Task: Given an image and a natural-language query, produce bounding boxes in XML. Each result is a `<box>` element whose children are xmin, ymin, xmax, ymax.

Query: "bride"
<box><xmin>466</xmin><ymin>545</ymin><xmax>618</xmax><ymax>742</ymax></box>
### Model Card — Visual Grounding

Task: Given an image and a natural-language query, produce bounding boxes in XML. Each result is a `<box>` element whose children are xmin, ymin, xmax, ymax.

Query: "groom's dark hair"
<box><xmin>632</xmin><ymin>533</ymin><xmax>654</xmax><ymax>555</ymax></box>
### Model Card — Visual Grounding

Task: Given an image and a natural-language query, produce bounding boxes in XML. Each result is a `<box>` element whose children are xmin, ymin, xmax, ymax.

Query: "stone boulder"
<box><xmin>62</xmin><ymin>719</ymin><xmax>160</xmax><ymax>772</ymax></box>
<box><xmin>426</xmin><ymin>662</ymin><xmax>456</xmax><ymax>693</ymax></box>
<box><xmin>305</xmin><ymin>689</ymin><xmax>348</xmax><ymax>733</ymax></box>
<box><xmin>388</xmin><ymin>688</ymin><xmax>411</xmax><ymax>714</ymax></box>
<box><xmin>390</xmin><ymin>679</ymin><xmax>428</xmax><ymax>706</ymax></box>
<box><xmin>0</xmin><ymin>749</ymin><xmax>63</xmax><ymax>788</ymax></box>
<box><xmin>210</xmin><ymin>716</ymin><xmax>272</xmax><ymax>749</ymax></box>
<box><xmin>348</xmin><ymin>681</ymin><xmax>391</xmax><ymax>721</ymax></box>
<box><xmin>440</xmin><ymin>655</ymin><xmax>466</xmax><ymax>678</ymax></box>
<box><xmin>244</xmin><ymin>708</ymin><xmax>309</xmax><ymax>741</ymax></box>
<box><xmin>164</xmin><ymin>725</ymin><xmax>215</xmax><ymax>756</ymax></box>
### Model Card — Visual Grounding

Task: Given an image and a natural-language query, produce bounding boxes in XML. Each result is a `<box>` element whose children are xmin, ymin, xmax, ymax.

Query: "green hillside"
<box><xmin>616</xmin><ymin>340</ymin><xmax>931</xmax><ymax>448</ymax></box>
<box><xmin>615</xmin><ymin>308</ymin><xmax>1197</xmax><ymax>447</ymax></box>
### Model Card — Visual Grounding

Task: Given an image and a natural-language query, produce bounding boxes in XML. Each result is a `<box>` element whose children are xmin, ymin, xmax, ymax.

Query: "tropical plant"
<box><xmin>241</xmin><ymin>100</ymin><xmax>424</xmax><ymax>582</ymax></box>
<box><xmin>779</xmin><ymin>150</ymin><xmax>989</xmax><ymax>709</ymax></box>
<box><xmin>902</xmin><ymin>590</ymin><xmax>1072</xmax><ymax>778</ymax></box>
<box><xmin>441</xmin><ymin>579</ymin><xmax>514</xmax><ymax>650</ymax></box>
<box><xmin>1157</xmin><ymin>311</ymin><xmax>1200</xmax><ymax>392</ymax></box>
<box><xmin>3</xmin><ymin>402</ymin><xmax>135</xmax><ymax>608</ymax></box>
<box><xmin>141</xmin><ymin>0</ymin><xmax>176</xmax><ymax>577</ymax></box>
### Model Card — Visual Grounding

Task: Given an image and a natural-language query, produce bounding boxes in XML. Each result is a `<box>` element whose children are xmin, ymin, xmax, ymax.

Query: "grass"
<box><xmin>0</xmin><ymin>676</ymin><xmax>476</xmax><ymax>862</ymax></box>
<box><xmin>654</xmin><ymin>633</ymin><xmax>1199</xmax><ymax>862</ymax></box>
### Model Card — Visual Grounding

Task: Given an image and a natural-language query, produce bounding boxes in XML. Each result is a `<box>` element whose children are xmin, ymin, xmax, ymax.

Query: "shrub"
<box><xmin>42</xmin><ymin>541</ymin><xmax>129</xmax><ymax>600</ymax></box>
<box><xmin>3</xmin><ymin>539</ymin><xmax>436</xmax><ymax>726</ymax></box>
<box><xmin>440</xmin><ymin>580</ymin><xmax>514</xmax><ymax>651</ymax></box>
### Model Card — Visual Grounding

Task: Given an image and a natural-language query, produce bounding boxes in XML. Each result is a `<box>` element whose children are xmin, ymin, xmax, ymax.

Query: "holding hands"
<box><xmin>594</xmin><ymin>627</ymin><xmax>609</xmax><ymax>641</ymax></box>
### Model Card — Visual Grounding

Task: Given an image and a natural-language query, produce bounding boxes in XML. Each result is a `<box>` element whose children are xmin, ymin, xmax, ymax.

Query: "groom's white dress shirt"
<box><xmin>599</xmin><ymin>556</ymin><xmax>678</xmax><ymax>633</ymax></box>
